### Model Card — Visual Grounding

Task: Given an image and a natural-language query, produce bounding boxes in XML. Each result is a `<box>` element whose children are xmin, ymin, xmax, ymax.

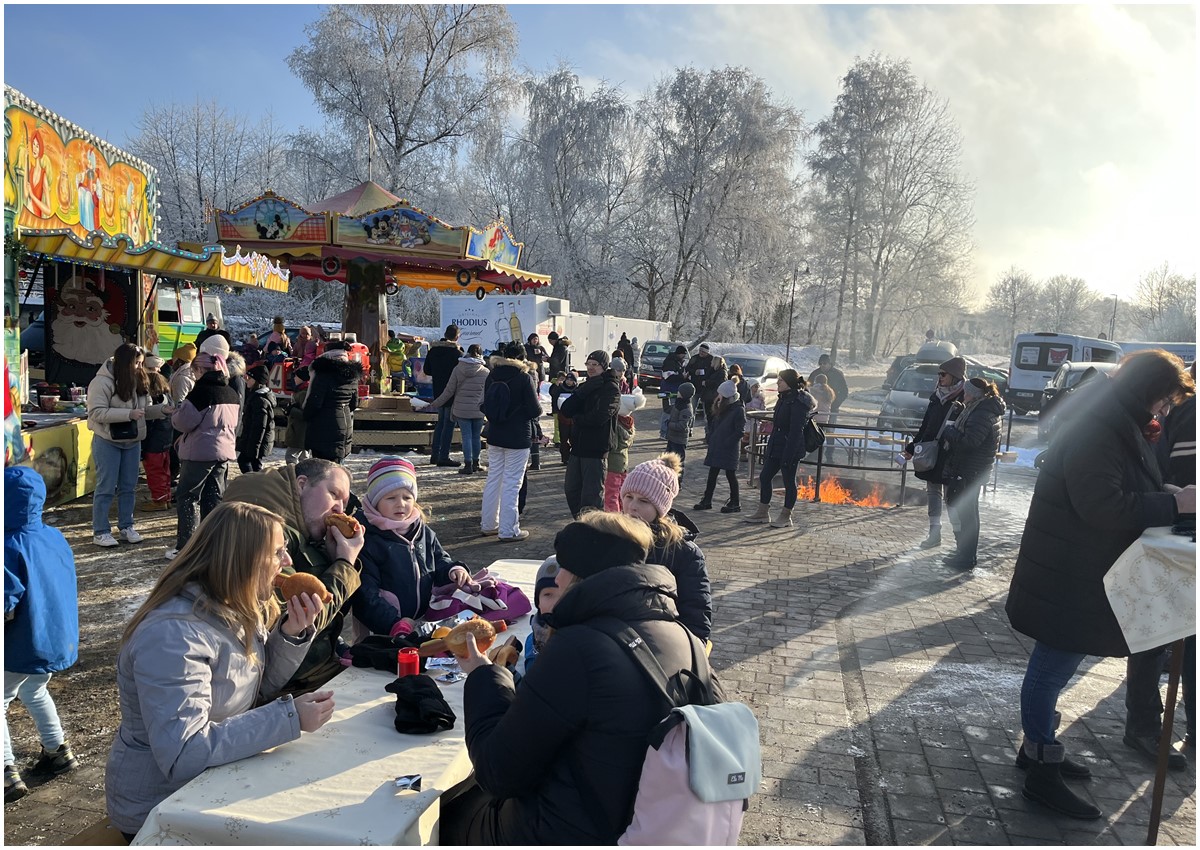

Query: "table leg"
<box><xmin>1146</xmin><ymin>637</ymin><xmax>1185</xmax><ymax>845</ymax></box>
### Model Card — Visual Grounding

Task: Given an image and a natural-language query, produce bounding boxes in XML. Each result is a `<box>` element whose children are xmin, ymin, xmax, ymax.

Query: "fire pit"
<box><xmin>792</xmin><ymin>475</ymin><xmax>914</xmax><ymax>508</ymax></box>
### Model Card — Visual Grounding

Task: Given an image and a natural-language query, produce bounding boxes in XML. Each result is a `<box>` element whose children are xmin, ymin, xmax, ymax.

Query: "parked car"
<box><xmin>1037</xmin><ymin>361</ymin><xmax>1118</xmax><ymax>442</ymax></box>
<box><xmin>877</xmin><ymin>361</ymin><xmax>1010</xmax><ymax>432</ymax></box>
<box><xmin>637</xmin><ymin>339</ymin><xmax>691</xmax><ymax>390</ymax></box>
<box><xmin>882</xmin><ymin>341</ymin><xmax>959</xmax><ymax>390</ymax></box>
<box><xmin>718</xmin><ymin>352</ymin><xmax>794</xmax><ymax>408</ymax></box>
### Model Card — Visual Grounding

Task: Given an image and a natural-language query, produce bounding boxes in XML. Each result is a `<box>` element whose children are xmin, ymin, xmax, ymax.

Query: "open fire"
<box><xmin>796</xmin><ymin>475</ymin><xmax>893</xmax><ymax>508</ymax></box>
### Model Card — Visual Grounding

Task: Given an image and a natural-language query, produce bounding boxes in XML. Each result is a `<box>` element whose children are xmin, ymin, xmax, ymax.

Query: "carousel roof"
<box><xmin>310</xmin><ymin>182</ymin><xmax>403</xmax><ymax>217</ymax></box>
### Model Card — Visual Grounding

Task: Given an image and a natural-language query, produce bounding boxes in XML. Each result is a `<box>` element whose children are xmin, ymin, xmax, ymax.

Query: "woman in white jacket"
<box><xmin>104</xmin><ymin>502</ymin><xmax>333</xmax><ymax>841</ymax></box>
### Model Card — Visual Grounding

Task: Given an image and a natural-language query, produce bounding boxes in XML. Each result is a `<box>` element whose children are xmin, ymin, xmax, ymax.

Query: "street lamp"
<box><xmin>1109</xmin><ymin>294</ymin><xmax>1118</xmax><ymax>342</ymax></box>
<box><xmin>784</xmin><ymin>263</ymin><xmax>810</xmax><ymax>364</ymax></box>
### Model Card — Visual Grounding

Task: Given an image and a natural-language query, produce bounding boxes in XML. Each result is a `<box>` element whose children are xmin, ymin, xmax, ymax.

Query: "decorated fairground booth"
<box><xmin>3</xmin><ymin>87</ymin><xmax>289</xmax><ymax>503</ymax></box>
<box><xmin>202</xmin><ymin>186</ymin><xmax>552</xmax><ymax>449</ymax></box>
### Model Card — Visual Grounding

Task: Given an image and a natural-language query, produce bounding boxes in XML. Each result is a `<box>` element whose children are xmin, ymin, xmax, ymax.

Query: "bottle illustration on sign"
<box><xmin>508</xmin><ymin>302</ymin><xmax>522</xmax><ymax>345</ymax></box>
<box><xmin>495</xmin><ymin>302</ymin><xmax>510</xmax><ymax>349</ymax></box>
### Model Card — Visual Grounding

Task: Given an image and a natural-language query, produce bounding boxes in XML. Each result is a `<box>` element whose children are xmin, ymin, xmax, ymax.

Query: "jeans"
<box><xmin>759</xmin><ymin>455</ymin><xmax>799</xmax><ymax>509</ymax></box>
<box><xmin>945</xmin><ymin>475</ymin><xmax>985</xmax><ymax>559</ymax></box>
<box><xmin>481</xmin><ymin>446</ymin><xmax>529</xmax><ymax>537</ymax></box>
<box><xmin>565</xmin><ymin>455</ymin><xmax>607</xmax><ymax>518</ymax></box>
<box><xmin>92</xmin><ymin>436</ymin><xmax>141</xmax><ymax>534</ymax></box>
<box><xmin>1020</xmin><ymin>641</ymin><xmax>1088</xmax><ymax>745</ymax></box>
<box><xmin>457</xmin><ymin>417</ymin><xmax>484</xmax><ymax>464</ymax></box>
<box><xmin>1126</xmin><ymin>637</ymin><xmax>1196</xmax><ymax>739</ymax></box>
<box><xmin>432</xmin><ymin>407</ymin><xmax>454</xmax><ymax>461</ymax></box>
<box><xmin>175</xmin><ymin>459</ymin><xmax>229</xmax><ymax>550</ymax></box>
<box><xmin>4</xmin><ymin>672</ymin><xmax>64</xmax><ymax>766</ymax></box>
<box><xmin>703</xmin><ymin>466</ymin><xmax>740</xmax><ymax>505</ymax></box>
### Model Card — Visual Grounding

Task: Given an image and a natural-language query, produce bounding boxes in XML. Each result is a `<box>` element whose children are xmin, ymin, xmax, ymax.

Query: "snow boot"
<box><xmin>770</xmin><ymin>506</ymin><xmax>794</xmax><ymax>528</ymax></box>
<box><xmin>1020</xmin><ymin>742</ymin><xmax>1102</xmax><ymax>819</ymax></box>
<box><xmin>918</xmin><ymin>529</ymin><xmax>942</xmax><ymax>549</ymax></box>
<box><xmin>1015</xmin><ymin>711</ymin><xmax>1091</xmax><ymax>779</ymax></box>
<box><xmin>744</xmin><ymin>503</ymin><xmax>771</xmax><ymax>524</ymax></box>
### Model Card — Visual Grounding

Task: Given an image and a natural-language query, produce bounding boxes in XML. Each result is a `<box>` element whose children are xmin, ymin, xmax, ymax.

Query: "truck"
<box><xmin>1114</xmin><ymin>340</ymin><xmax>1196</xmax><ymax>364</ymax></box>
<box><xmin>1007</xmin><ymin>332</ymin><xmax>1122</xmax><ymax>413</ymax></box>
<box><xmin>439</xmin><ymin>294</ymin><xmax>670</xmax><ymax>373</ymax></box>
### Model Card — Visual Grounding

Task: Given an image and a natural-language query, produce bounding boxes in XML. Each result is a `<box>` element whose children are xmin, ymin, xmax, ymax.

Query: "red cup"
<box><xmin>397</xmin><ymin>648</ymin><xmax>419</xmax><ymax>677</ymax></box>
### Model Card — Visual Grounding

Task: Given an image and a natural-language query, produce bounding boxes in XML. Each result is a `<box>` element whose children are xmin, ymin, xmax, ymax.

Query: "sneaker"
<box><xmin>30</xmin><ymin>743</ymin><xmax>79</xmax><ymax>776</ymax></box>
<box><xmin>119</xmin><ymin>527</ymin><xmax>144</xmax><ymax>544</ymax></box>
<box><xmin>93</xmin><ymin>533</ymin><xmax>119</xmax><ymax>548</ymax></box>
<box><xmin>499</xmin><ymin>530</ymin><xmax>530</xmax><ymax>542</ymax></box>
<box><xmin>4</xmin><ymin>766</ymin><xmax>27</xmax><ymax>804</ymax></box>
<box><xmin>480</xmin><ymin>529</ymin><xmax>499</xmax><ymax>537</ymax></box>
<box><xmin>164</xmin><ymin>547</ymin><xmax>179</xmax><ymax>561</ymax></box>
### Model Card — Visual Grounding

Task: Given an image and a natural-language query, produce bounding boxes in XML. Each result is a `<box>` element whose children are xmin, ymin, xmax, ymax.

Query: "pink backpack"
<box><xmin>589</xmin><ymin>619</ymin><xmax>761</xmax><ymax>846</ymax></box>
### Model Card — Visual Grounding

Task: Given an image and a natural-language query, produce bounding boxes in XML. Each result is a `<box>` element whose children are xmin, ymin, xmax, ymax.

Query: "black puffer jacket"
<box><xmin>423</xmin><ymin>340</ymin><xmax>464</xmax><ymax>397</ymax></box>
<box><xmin>462</xmin><ymin>563</ymin><xmax>714</xmax><ymax>844</ymax></box>
<box><xmin>905</xmin><ymin>386</ymin><xmax>963</xmax><ymax>482</ymax></box>
<box><xmin>548</xmin><ymin>340</ymin><xmax>571</xmax><ymax>378</ymax></box>
<box><xmin>941</xmin><ymin>394</ymin><xmax>1005</xmax><ymax>483</ymax></box>
<box><xmin>1006</xmin><ymin>382</ymin><xmax>1179</xmax><ymax>657</ymax></box>
<box><xmin>559</xmin><ymin>372</ymin><xmax>621</xmax><ymax>458</ymax></box>
<box><xmin>302</xmin><ymin>356</ymin><xmax>361</xmax><ymax>460</ymax></box>
<box><xmin>1157</xmin><ymin>394</ymin><xmax>1195</xmax><ymax>487</ymax></box>
<box><xmin>482</xmin><ymin>357</ymin><xmax>542</xmax><ymax>450</ymax></box>
<box><xmin>648</xmin><ymin>509</ymin><xmax>712</xmax><ymax>640</ymax></box>
<box><xmin>765</xmin><ymin>388</ymin><xmax>815</xmax><ymax>463</ymax></box>
<box><xmin>703</xmin><ymin>398</ymin><xmax>746</xmax><ymax>471</ymax></box>
<box><xmin>235</xmin><ymin>385</ymin><xmax>276</xmax><ymax>460</ymax></box>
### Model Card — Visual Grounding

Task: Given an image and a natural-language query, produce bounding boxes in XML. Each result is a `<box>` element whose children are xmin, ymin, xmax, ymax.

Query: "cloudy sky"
<box><xmin>4</xmin><ymin>3</ymin><xmax>1195</xmax><ymax>304</ymax></box>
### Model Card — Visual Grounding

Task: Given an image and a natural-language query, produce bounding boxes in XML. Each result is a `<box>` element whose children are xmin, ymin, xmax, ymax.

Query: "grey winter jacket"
<box><xmin>105</xmin><ymin>584</ymin><xmax>314</xmax><ymax>835</ymax></box>
<box><xmin>173</xmin><ymin>371</ymin><xmax>240</xmax><ymax>462</ymax></box>
<box><xmin>86</xmin><ymin>358</ymin><xmax>170</xmax><ymax>444</ymax></box>
<box><xmin>666</xmin><ymin>399</ymin><xmax>695</xmax><ymax>444</ymax></box>
<box><xmin>431</xmin><ymin>356</ymin><xmax>489</xmax><ymax>421</ymax></box>
<box><xmin>168</xmin><ymin>364</ymin><xmax>196</xmax><ymax>408</ymax></box>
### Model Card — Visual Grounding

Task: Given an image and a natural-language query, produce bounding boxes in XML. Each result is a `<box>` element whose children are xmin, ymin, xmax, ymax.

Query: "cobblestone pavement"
<box><xmin>5</xmin><ymin>407</ymin><xmax>1195</xmax><ymax>845</ymax></box>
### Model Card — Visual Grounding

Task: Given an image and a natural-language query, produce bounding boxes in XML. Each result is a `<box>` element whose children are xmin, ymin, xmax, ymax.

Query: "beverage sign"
<box><xmin>440</xmin><ymin>294</ymin><xmax>538</xmax><ymax>354</ymax></box>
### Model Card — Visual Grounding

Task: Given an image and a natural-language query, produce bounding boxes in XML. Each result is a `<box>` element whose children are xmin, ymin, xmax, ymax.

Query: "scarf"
<box><xmin>934</xmin><ymin>381</ymin><xmax>963</xmax><ymax>403</ymax></box>
<box><xmin>362</xmin><ymin>498</ymin><xmax>421</xmax><ymax>539</ymax></box>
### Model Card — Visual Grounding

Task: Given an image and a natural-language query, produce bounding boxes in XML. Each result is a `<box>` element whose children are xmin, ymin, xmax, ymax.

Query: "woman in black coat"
<box><xmin>745</xmin><ymin>369</ymin><xmax>814</xmax><ymax>529</ymax></box>
<box><xmin>939</xmin><ymin>378</ymin><xmax>1005</xmax><ymax>570</ymax></box>
<box><xmin>1006</xmin><ymin>351</ymin><xmax>1194</xmax><ymax>820</ymax></box>
<box><xmin>442</xmin><ymin>511</ymin><xmax>714</xmax><ymax>844</ymax></box>
<box><xmin>302</xmin><ymin>345</ymin><xmax>362</xmax><ymax>463</ymax></box>
<box><xmin>902</xmin><ymin>357</ymin><xmax>965</xmax><ymax>550</ymax></box>
<box><xmin>694</xmin><ymin>381</ymin><xmax>746</xmax><ymax>513</ymax></box>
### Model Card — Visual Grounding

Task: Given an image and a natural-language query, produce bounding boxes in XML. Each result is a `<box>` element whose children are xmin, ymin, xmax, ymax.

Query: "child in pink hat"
<box><xmin>619</xmin><ymin>452</ymin><xmax>713</xmax><ymax>641</ymax></box>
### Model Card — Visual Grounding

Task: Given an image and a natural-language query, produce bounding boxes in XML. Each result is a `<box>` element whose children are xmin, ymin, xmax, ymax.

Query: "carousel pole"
<box><xmin>343</xmin><ymin>258</ymin><xmax>387</xmax><ymax>395</ymax></box>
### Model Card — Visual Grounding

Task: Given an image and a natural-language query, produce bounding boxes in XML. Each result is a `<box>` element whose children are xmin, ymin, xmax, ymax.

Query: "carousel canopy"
<box><xmin>311</xmin><ymin>181</ymin><xmax>402</xmax><ymax>217</ymax></box>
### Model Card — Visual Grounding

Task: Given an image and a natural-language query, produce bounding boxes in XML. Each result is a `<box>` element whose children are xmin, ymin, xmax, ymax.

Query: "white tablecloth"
<box><xmin>1104</xmin><ymin>527</ymin><xmax>1196</xmax><ymax>654</ymax></box>
<box><xmin>134</xmin><ymin>559</ymin><xmax>542</xmax><ymax>846</ymax></box>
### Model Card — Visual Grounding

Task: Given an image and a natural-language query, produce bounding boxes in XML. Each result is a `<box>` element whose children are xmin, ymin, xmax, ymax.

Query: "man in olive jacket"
<box><xmin>559</xmin><ymin>350</ymin><xmax>621</xmax><ymax>518</ymax></box>
<box><xmin>222</xmin><ymin>458</ymin><xmax>364</xmax><ymax>694</ymax></box>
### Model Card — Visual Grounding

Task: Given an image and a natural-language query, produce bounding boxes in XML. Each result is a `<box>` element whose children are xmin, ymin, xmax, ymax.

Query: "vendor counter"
<box><xmin>20</xmin><ymin>411</ymin><xmax>97</xmax><ymax>506</ymax></box>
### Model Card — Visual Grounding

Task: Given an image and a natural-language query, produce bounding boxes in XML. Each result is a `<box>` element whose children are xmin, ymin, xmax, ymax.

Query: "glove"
<box><xmin>385</xmin><ymin>675</ymin><xmax>456</xmax><ymax>734</ymax></box>
<box><xmin>348</xmin><ymin>634</ymin><xmax>425</xmax><ymax>673</ymax></box>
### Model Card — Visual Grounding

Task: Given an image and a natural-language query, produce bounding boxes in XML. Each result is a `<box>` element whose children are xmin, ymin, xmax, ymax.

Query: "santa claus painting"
<box><xmin>49</xmin><ymin>271</ymin><xmax>125</xmax><ymax>369</ymax></box>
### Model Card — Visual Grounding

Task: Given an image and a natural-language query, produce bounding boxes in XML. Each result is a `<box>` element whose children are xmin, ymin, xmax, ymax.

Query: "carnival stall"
<box><xmin>3</xmin><ymin>87</ymin><xmax>289</xmax><ymax>503</ymax></box>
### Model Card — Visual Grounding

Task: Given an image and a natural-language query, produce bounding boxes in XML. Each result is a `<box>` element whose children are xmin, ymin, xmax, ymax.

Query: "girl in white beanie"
<box><xmin>619</xmin><ymin>453</ymin><xmax>713</xmax><ymax>641</ymax></box>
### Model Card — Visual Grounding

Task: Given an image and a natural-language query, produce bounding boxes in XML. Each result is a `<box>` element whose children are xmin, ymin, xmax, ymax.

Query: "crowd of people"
<box><xmin>4</xmin><ymin>316</ymin><xmax>1196</xmax><ymax>837</ymax></box>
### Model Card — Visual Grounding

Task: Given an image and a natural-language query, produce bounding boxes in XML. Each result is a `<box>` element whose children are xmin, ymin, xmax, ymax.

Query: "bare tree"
<box><xmin>1133</xmin><ymin>262</ymin><xmax>1196</xmax><ymax>341</ymax></box>
<box><xmin>1038</xmin><ymin>274</ymin><xmax>1098</xmax><ymax>333</ymax></box>
<box><xmin>987</xmin><ymin>266</ymin><xmax>1039</xmax><ymax>345</ymax></box>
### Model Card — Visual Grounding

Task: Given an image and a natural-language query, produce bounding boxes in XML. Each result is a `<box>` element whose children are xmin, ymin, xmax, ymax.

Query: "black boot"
<box><xmin>1020</xmin><ymin>743</ymin><xmax>1102</xmax><ymax>819</ymax></box>
<box><xmin>693</xmin><ymin>498</ymin><xmax>713</xmax><ymax>510</ymax></box>
<box><xmin>720</xmin><ymin>500</ymin><xmax>741</xmax><ymax>514</ymax></box>
<box><xmin>1016</xmin><ymin>712</ymin><xmax>1091</xmax><ymax>779</ymax></box>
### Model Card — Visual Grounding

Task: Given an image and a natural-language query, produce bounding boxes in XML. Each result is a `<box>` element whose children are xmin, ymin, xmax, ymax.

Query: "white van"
<box><xmin>1007</xmin><ymin>333</ymin><xmax>1122</xmax><ymax>413</ymax></box>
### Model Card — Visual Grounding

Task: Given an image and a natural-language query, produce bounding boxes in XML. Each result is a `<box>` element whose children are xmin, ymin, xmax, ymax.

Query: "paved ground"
<box><xmin>4</xmin><ymin>404</ymin><xmax>1195</xmax><ymax>845</ymax></box>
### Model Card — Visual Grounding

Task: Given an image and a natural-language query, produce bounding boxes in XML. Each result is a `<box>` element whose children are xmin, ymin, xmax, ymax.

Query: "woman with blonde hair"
<box><xmin>105</xmin><ymin>502</ymin><xmax>333</xmax><ymax>841</ymax></box>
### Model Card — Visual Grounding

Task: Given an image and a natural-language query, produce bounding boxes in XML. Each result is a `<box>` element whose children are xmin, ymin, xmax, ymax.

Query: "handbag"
<box><xmin>911</xmin><ymin>407</ymin><xmax>954</xmax><ymax>473</ymax></box>
<box><xmin>109</xmin><ymin>419</ymin><xmax>139</xmax><ymax>441</ymax></box>
<box><xmin>803</xmin><ymin>417</ymin><xmax>825</xmax><ymax>454</ymax></box>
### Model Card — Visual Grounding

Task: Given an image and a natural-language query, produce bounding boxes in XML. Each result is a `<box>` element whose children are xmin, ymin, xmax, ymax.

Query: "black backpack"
<box><xmin>483</xmin><ymin>379</ymin><xmax>511</xmax><ymax>423</ymax></box>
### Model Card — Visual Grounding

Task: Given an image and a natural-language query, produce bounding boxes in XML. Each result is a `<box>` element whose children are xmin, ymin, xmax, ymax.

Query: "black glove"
<box><xmin>348</xmin><ymin>634</ymin><xmax>425</xmax><ymax>673</ymax></box>
<box><xmin>385</xmin><ymin>675</ymin><xmax>456</xmax><ymax>734</ymax></box>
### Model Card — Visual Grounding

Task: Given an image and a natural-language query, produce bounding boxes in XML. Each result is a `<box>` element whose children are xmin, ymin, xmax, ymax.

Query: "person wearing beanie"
<box><xmin>901</xmin><ymin>357</ymin><xmax>966</xmax><ymax>550</ymax></box>
<box><xmin>143</xmin><ymin>354</ymin><xmax>165</xmax><ymax>373</ymax></box>
<box><xmin>479</xmin><ymin>341</ymin><xmax>543</xmax><ymax>542</ymax></box>
<box><xmin>684</xmin><ymin>343</ymin><xmax>721</xmax><ymax>429</ymax></box>
<box><xmin>940</xmin><ymin>378</ymin><xmax>1005</xmax><ymax>570</ymax></box>
<box><xmin>169</xmin><ymin>345</ymin><xmax>241</xmax><ymax>559</ymax></box>
<box><xmin>602</xmin><ymin>389</ymin><xmax>646</xmax><ymax>511</ymax></box>
<box><xmin>745</xmin><ymin>368</ymin><xmax>816</xmax><ymax>529</ymax></box>
<box><xmin>353</xmin><ymin>457</ymin><xmax>473</xmax><ymax>638</ymax></box>
<box><xmin>694</xmin><ymin>379</ymin><xmax>746</xmax><ymax>514</ymax></box>
<box><xmin>621</xmin><ymin>453</ymin><xmax>713</xmax><ymax>640</ymax></box>
<box><xmin>808</xmin><ymin>353</ymin><xmax>849</xmax><ymax>420</ymax></box>
<box><xmin>302</xmin><ymin>338</ymin><xmax>363</xmax><ymax>464</ymax></box>
<box><xmin>524</xmin><ymin>556</ymin><xmax>562</xmax><ymax>672</ymax></box>
<box><xmin>665</xmin><ymin>381</ymin><xmax>696</xmax><ymax>465</ymax></box>
<box><xmin>194</xmin><ymin>313</ymin><xmax>231</xmax><ymax>350</ymax></box>
<box><xmin>609</xmin><ymin>357</ymin><xmax>629</xmax><ymax>393</ymax></box>
<box><xmin>424</xmin><ymin>324</ymin><xmax>465</xmax><ymax>467</ymax></box>
<box><xmin>559</xmin><ymin>351</ymin><xmax>621</xmax><ymax>518</ymax></box>
<box><xmin>235</xmin><ymin>362</ymin><xmax>276</xmax><ymax>473</ymax></box>
<box><xmin>443</xmin><ymin>509</ymin><xmax>709</xmax><ymax>845</ymax></box>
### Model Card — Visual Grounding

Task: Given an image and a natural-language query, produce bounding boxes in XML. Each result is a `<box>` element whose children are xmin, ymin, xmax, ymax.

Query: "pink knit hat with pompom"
<box><xmin>620</xmin><ymin>453</ymin><xmax>682</xmax><ymax>518</ymax></box>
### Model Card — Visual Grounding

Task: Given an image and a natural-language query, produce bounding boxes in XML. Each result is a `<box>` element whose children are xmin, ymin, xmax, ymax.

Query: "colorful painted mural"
<box><xmin>4</xmin><ymin>92</ymin><xmax>156</xmax><ymax>244</ymax></box>
<box><xmin>334</xmin><ymin>203</ymin><xmax>465</xmax><ymax>256</ymax></box>
<box><xmin>467</xmin><ymin>222</ymin><xmax>523</xmax><ymax>267</ymax></box>
<box><xmin>213</xmin><ymin>191</ymin><xmax>328</xmax><ymax>245</ymax></box>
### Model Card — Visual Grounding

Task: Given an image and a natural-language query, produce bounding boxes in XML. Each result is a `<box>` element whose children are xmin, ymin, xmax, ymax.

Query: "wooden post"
<box><xmin>1146</xmin><ymin>638</ymin><xmax>1185</xmax><ymax>844</ymax></box>
<box><xmin>342</xmin><ymin>258</ymin><xmax>387</xmax><ymax>394</ymax></box>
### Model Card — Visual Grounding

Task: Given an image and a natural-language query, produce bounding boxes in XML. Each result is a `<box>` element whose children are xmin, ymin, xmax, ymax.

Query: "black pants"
<box><xmin>237</xmin><ymin>453</ymin><xmax>263</xmax><ymax>474</ymax></box>
<box><xmin>702</xmin><ymin>466</ymin><xmax>739</xmax><ymax>505</ymax></box>
<box><xmin>175</xmin><ymin>459</ymin><xmax>228</xmax><ymax>550</ymax></box>
<box><xmin>1126</xmin><ymin>637</ymin><xmax>1196</xmax><ymax>739</ymax></box>
<box><xmin>564</xmin><ymin>455</ymin><xmax>606</xmax><ymax>518</ymax></box>
<box><xmin>310</xmin><ymin>445</ymin><xmax>346</xmax><ymax>463</ymax></box>
<box><xmin>759</xmin><ymin>455</ymin><xmax>799</xmax><ymax>508</ymax></box>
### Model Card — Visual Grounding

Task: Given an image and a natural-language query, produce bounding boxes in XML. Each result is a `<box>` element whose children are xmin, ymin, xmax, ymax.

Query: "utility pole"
<box><xmin>1110</xmin><ymin>294</ymin><xmax>1118</xmax><ymax>341</ymax></box>
<box><xmin>784</xmin><ymin>263</ymin><xmax>809</xmax><ymax>364</ymax></box>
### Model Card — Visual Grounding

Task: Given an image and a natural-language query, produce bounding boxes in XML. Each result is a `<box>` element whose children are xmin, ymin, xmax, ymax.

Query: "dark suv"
<box><xmin>637</xmin><ymin>340</ymin><xmax>690</xmax><ymax>390</ymax></box>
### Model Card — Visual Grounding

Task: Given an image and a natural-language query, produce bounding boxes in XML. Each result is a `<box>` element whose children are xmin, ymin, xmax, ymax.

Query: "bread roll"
<box><xmin>324</xmin><ymin>512</ymin><xmax>361</xmax><ymax>538</ymax></box>
<box><xmin>273</xmin><ymin>572</ymin><xmax>333</xmax><ymax>604</ymax></box>
<box><xmin>443</xmin><ymin>618</ymin><xmax>496</xmax><ymax>658</ymax></box>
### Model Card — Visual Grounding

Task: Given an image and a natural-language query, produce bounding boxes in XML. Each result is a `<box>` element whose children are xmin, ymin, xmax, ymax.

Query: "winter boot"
<box><xmin>458</xmin><ymin>462</ymin><xmax>475</xmax><ymax>474</ymax></box>
<box><xmin>693</xmin><ymin>498</ymin><xmax>713</xmax><ymax>510</ymax></box>
<box><xmin>918</xmin><ymin>528</ymin><xmax>942</xmax><ymax>549</ymax></box>
<box><xmin>744</xmin><ymin>503</ymin><xmax>771</xmax><ymax>524</ymax></box>
<box><xmin>4</xmin><ymin>766</ymin><xmax>27</xmax><ymax>803</ymax></box>
<box><xmin>720</xmin><ymin>499</ymin><xmax>741</xmax><ymax>514</ymax></box>
<box><xmin>1016</xmin><ymin>713</ymin><xmax>1090</xmax><ymax>778</ymax></box>
<box><xmin>1020</xmin><ymin>742</ymin><xmax>1102</xmax><ymax>819</ymax></box>
<box><xmin>770</xmin><ymin>506</ymin><xmax>794</xmax><ymax>528</ymax></box>
<box><xmin>30</xmin><ymin>742</ymin><xmax>79</xmax><ymax>776</ymax></box>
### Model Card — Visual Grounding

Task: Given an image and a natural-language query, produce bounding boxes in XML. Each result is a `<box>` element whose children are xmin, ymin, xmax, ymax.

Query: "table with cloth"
<box><xmin>132</xmin><ymin>559</ymin><xmax>541</xmax><ymax>846</ymax></box>
<box><xmin>1103</xmin><ymin>526</ymin><xmax>1196</xmax><ymax>845</ymax></box>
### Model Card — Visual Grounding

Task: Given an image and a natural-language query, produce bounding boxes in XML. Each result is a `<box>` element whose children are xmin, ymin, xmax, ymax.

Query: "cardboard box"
<box><xmin>362</xmin><ymin>395</ymin><xmax>414</xmax><ymax>412</ymax></box>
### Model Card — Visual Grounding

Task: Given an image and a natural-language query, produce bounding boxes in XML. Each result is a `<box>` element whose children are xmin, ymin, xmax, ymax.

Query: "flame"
<box><xmin>796</xmin><ymin>475</ymin><xmax>892</xmax><ymax>507</ymax></box>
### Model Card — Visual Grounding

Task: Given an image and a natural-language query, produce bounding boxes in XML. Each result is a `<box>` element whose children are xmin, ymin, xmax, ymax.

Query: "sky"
<box><xmin>3</xmin><ymin>3</ymin><xmax>1196</xmax><ymax>304</ymax></box>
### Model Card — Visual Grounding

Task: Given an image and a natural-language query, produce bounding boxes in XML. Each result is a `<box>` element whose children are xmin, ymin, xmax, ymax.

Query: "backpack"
<box><xmin>482</xmin><ymin>379</ymin><xmax>511</xmax><ymax>424</ymax></box>
<box><xmin>583</xmin><ymin>618</ymin><xmax>761</xmax><ymax>846</ymax></box>
<box><xmin>803</xmin><ymin>415</ymin><xmax>825</xmax><ymax>454</ymax></box>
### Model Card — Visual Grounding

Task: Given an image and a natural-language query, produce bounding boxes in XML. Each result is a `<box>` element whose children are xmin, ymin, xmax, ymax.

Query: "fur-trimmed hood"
<box><xmin>310</xmin><ymin>355</ymin><xmax>363</xmax><ymax>382</ymax></box>
<box><xmin>226</xmin><ymin>350</ymin><xmax>246</xmax><ymax>378</ymax></box>
<box><xmin>488</xmin><ymin>355</ymin><xmax>536</xmax><ymax>375</ymax></box>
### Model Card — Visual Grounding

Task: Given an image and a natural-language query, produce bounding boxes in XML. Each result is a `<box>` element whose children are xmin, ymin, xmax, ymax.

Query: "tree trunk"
<box><xmin>849</xmin><ymin>265</ymin><xmax>860</xmax><ymax>363</ymax></box>
<box><xmin>342</xmin><ymin>258</ymin><xmax>387</xmax><ymax>394</ymax></box>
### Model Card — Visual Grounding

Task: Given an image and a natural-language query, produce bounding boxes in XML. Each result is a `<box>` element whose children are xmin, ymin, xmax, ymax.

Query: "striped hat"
<box><xmin>365</xmin><ymin>457</ymin><xmax>418</xmax><ymax>506</ymax></box>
